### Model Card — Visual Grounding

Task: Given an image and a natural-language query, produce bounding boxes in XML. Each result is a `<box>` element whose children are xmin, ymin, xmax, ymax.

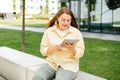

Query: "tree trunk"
<box><xmin>22</xmin><ymin>0</ymin><xmax>25</xmax><ymax>52</ymax></box>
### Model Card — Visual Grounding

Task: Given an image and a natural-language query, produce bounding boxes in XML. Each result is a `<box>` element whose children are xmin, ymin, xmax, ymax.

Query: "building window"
<box><xmin>52</xmin><ymin>1</ymin><xmax>55</xmax><ymax>3</ymax></box>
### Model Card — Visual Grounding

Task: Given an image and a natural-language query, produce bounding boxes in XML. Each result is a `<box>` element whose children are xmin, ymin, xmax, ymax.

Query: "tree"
<box><xmin>22</xmin><ymin>0</ymin><xmax>25</xmax><ymax>52</ymax></box>
<box><xmin>105</xmin><ymin>0</ymin><xmax>120</xmax><ymax>10</ymax></box>
<box><xmin>85</xmin><ymin>0</ymin><xmax>97</xmax><ymax>11</ymax></box>
<box><xmin>85</xmin><ymin>0</ymin><xmax>97</xmax><ymax>31</ymax></box>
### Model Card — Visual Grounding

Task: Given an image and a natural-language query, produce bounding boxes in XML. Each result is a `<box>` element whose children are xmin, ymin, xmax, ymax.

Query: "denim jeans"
<box><xmin>32</xmin><ymin>63</ymin><xmax>78</xmax><ymax>80</ymax></box>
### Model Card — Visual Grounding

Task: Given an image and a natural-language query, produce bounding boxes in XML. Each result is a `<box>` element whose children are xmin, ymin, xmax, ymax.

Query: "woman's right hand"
<box><xmin>46</xmin><ymin>45</ymin><xmax>63</xmax><ymax>55</ymax></box>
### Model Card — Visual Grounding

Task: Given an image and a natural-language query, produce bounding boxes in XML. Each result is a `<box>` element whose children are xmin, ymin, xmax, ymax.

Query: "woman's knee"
<box><xmin>32</xmin><ymin>76</ymin><xmax>43</xmax><ymax>80</ymax></box>
<box><xmin>33</xmin><ymin>74</ymin><xmax>53</xmax><ymax>80</ymax></box>
<box><xmin>32</xmin><ymin>64</ymin><xmax>56</xmax><ymax>80</ymax></box>
<box><xmin>55</xmin><ymin>67</ymin><xmax>78</xmax><ymax>80</ymax></box>
<box><xmin>32</xmin><ymin>68</ymin><xmax>49</xmax><ymax>80</ymax></box>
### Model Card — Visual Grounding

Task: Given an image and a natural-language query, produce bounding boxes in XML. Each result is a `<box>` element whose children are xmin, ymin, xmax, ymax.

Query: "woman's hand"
<box><xmin>61</xmin><ymin>42</ymin><xmax>76</xmax><ymax>55</ymax></box>
<box><xmin>46</xmin><ymin>45</ymin><xmax>63</xmax><ymax>55</ymax></box>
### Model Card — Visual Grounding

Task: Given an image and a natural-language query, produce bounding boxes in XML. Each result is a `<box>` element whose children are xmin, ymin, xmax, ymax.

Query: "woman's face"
<box><xmin>57</xmin><ymin>13</ymin><xmax>71</xmax><ymax>31</ymax></box>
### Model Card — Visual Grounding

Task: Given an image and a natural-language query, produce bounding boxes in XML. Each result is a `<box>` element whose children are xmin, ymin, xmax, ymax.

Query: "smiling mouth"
<box><xmin>63</xmin><ymin>25</ymin><xmax>68</xmax><ymax>27</ymax></box>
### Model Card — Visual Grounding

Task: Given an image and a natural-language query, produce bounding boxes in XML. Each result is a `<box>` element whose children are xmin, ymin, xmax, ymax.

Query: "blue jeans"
<box><xmin>32</xmin><ymin>64</ymin><xmax>78</xmax><ymax>80</ymax></box>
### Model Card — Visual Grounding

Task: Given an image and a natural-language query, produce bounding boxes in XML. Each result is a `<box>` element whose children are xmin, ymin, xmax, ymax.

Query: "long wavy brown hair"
<box><xmin>46</xmin><ymin>7</ymin><xmax>78</xmax><ymax>29</ymax></box>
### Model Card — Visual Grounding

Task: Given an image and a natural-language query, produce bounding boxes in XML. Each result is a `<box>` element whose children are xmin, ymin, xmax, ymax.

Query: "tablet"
<box><xmin>62</xmin><ymin>39</ymin><xmax>80</xmax><ymax>44</ymax></box>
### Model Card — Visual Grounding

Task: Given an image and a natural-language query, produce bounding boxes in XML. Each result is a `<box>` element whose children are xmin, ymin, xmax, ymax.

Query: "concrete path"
<box><xmin>82</xmin><ymin>32</ymin><xmax>120</xmax><ymax>41</ymax></box>
<box><xmin>0</xmin><ymin>25</ymin><xmax>45</xmax><ymax>32</ymax></box>
<box><xmin>0</xmin><ymin>24</ymin><xmax>120</xmax><ymax>41</ymax></box>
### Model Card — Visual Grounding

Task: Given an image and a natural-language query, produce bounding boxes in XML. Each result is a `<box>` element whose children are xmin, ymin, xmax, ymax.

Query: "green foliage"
<box><xmin>105</xmin><ymin>0</ymin><xmax>120</xmax><ymax>10</ymax></box>
<box><xmin>85</xmin><ymin>0</ymin><xmax>97</xmax><ymax>11</ymax></box>
<box><xmin>85</xmin><ymin>0</ymin><xmax>97</xmax><ymax>4</ymax></box>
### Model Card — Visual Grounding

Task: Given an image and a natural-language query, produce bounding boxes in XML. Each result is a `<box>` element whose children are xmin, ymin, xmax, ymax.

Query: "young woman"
<box><xmin>33</xmin><ymin>7</ymin><xmax>85</xmax><ymax>80</ymax></box>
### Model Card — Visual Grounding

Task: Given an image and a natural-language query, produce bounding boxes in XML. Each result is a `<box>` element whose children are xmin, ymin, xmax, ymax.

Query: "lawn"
<box><xmin>0</xmin><ymin>19</ymin><xmax>49</xmax><ymax>28</ymax></box>
<box><xmin>0</xmin><ymin>29</ymin><xmax>120</xmax><ymax>80</ymax></box>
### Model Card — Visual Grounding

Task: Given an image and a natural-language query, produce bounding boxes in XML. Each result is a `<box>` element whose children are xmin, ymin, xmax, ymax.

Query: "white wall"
<box><xmin>0</xmin><ymin>0</ymin><xmax>13</xmax><ymax>13</ymax></box>
<box><xmin>14</xmin><ymin>0</ymin><xmax>20</xmax><ymax>14</ymax></box>
<box><xmin>95</xmin><ymin>0</ymin><xmax>120</xmax><ymax>22</ymax></box>
<box><xmin>25</xmin><ymin>0</ymin><xmax>41</xmax><ymax>14</ymax></box>
<box><xmin>48</xmin><ymin>0</ymin><xmax>58</xmax><ymax>15</ymax></box>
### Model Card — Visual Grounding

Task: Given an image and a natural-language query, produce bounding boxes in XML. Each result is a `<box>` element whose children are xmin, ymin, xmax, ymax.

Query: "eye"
<box><xmin>67</xmin><ymin>20</ymin><xmax>71</xmax><ymax>22</ymax></box>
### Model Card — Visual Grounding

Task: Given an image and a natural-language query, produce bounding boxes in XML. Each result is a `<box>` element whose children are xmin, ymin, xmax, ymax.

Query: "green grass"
<box><xmin>113</xmin><ymin>21</ymin><xmax>120</xmax><ymax>24</ymax></box>
<box><xmin>0</xmin><ymin>19</ymin><xmax>49</xmax><ymax>28</ymax></box>
<box><xmin>0</xmin><ymin>29</ymin><xmax>44</xmax><ymax>57</ymax></box>
<box><xmin>0</xmin><ymin>29</ymin><xmax>120</xmax><ymax>80</ymax></box>
<box><xmin>80</xmin><ymin>38</ymin><xmax>120</xmax><ymax>80</ymax></box>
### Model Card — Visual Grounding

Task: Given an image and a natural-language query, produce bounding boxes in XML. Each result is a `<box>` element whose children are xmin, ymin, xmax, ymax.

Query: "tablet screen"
<box><xmin>62</xmin><ymin>39</ymin><xmax>80</xmax><ymax>44</ymax></box>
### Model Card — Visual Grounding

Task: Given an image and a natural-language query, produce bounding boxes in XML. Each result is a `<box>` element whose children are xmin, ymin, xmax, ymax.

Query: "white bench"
<box><xmin>0</xmin><ymin>47</ymin><xmax>107</xmax><ymax>80</ymax></box>
<box><xmin>0</xmin><ymin>75</ymin><xmax>7</xmax><ymax>80</ymax></box>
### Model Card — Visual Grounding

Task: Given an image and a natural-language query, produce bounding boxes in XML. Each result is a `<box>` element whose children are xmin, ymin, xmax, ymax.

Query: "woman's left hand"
<box><xmin>61</xmin><ymin>42</ymin><xmax>76</xmax><ymax>55</ymax></box>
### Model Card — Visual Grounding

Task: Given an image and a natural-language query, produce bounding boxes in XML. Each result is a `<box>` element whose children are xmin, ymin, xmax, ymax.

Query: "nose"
<box><xmin>64</xmin><ymin>20</ymin><xmax>68</xmax><ymax>25</ymax></box>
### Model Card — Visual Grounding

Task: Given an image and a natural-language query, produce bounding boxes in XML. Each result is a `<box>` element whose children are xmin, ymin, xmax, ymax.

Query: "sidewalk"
<box><xmin>81</xmin><ymin>32</ymin><xmax>120</xmax><ymax>41</ymax></box>
<box><xmin>0</xmin><ymin>24</ymin><xmax>120</xmax><ymax>41</ymax></box>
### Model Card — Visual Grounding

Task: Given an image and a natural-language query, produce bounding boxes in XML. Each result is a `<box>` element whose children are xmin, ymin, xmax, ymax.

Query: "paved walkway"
<box><xmin>0</xmin><ymin>24</ymin><xmax>120</xmax><ymax>41</ymax></box>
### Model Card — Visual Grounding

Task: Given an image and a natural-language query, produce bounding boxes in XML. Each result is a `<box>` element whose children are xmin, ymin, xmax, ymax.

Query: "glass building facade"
<box><xmin>60</xmin><ymin>0</ymin><xmax>120</xmax><ymax>34</ymax></box>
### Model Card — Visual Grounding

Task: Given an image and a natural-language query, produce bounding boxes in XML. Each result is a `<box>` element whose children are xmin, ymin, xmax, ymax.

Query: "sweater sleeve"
<box><xmin>72</xmin><ymin>31</ymin><xmax>85</xmax><ymax>59</ymax></box>
<box><xmin>40</xmin><ymin>31</ymin><xmax>49</xmax><ymax>56</ymax></box>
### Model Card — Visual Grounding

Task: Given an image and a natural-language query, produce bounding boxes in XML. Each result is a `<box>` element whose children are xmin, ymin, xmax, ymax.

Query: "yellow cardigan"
<box><xmin>40</xmin><ymin>26</ymin><xmax>85</xmax><ymax>72</ymax></box>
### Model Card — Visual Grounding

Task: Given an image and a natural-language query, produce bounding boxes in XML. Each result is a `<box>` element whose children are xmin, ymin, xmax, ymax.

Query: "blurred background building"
<box><xmin>0</xmin><ymin>0</ymin><xmax>13</xmax><ymax>19</ymax></box>
<box><xmin>0</xmin><ymin>0</ymin><xmax>120</xmax><ymax>34</ymax></box>
<box><xmin>0</xmin><ymin>0</ymin><xmax>120</xmax><ymax>22</ymax></box>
